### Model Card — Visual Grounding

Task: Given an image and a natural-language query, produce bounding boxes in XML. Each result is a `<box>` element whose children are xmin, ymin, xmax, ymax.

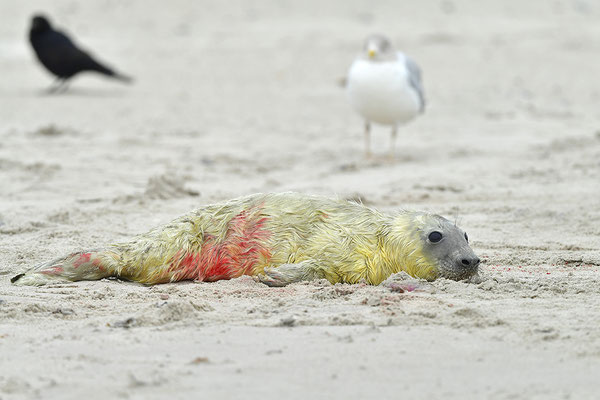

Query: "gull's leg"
<box><xmin>389</xmin><ymin>125</ymin><xmax>398</xmax><ymax>158</ymax></box>
<box><xmin>364</xmin><ymin>121</ymin><xmax>372</xmax><ymax>157</ymax></box>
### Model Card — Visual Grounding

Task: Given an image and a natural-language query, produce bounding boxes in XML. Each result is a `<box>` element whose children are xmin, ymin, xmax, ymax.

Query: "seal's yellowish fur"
<box><xmin>13</xmin><ymin>193</ymin><xmax>464</xmax><ymax>286</ymax></box>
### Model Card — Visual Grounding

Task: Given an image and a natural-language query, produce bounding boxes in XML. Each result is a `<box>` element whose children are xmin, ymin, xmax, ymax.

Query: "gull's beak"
<box><xmin>368</xmin><ymin>49</ymin><xmax>376</xmax><ymax>58</ymax></box>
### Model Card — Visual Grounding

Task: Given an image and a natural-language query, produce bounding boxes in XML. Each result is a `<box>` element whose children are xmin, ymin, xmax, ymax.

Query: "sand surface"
<box><xmin>1</xmin><ymin>1</ymin><xmax>600</xmax><ymax>399</ymax></box>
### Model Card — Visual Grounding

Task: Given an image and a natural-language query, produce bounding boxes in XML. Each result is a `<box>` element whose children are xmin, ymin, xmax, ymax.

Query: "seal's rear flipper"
<box><xmin>257</xmin><ymin>260</ymin><xmax>327</xmax><ymax>287</ymax></box>
<box><xmin>11</xmin><ymin>250</ymin><xmax>115</xmax><ymax>286</ymax></box>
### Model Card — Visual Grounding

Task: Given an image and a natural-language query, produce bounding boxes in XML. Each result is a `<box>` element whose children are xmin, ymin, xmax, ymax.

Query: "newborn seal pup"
<box><xmin>12</xmin><ymin>193</ymin><xmax>479</xmax><ymax>287</ymax></box>
<box><xmin>346</xmin><ymin>34</ymin><xmax>425</xmax><ymax>157</ymax></box>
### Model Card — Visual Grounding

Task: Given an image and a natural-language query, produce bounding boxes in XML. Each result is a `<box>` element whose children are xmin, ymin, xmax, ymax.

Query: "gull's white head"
<box><xmin>362</xmin><ymin>34</ymin><xmax>397</xmax><ymax>62</ymax></box>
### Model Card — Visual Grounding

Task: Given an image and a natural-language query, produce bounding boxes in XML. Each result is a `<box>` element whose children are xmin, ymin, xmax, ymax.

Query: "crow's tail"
<box><xmin>109</xmin><ymin>71</ymin><xmax>133</xmax><ymax>83</ymax></box>
<box><xmin>88</xmin><ymin>57</ymin><xmax>133</xmax><ymax>83</ymax></box>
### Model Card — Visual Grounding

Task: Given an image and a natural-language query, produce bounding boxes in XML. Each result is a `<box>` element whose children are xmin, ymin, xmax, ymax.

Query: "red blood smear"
<box><xmin>72</xmin><ymin>253</ymin><xmax>91</xmax><ymax>269</ymax></box>
<box><xmin>92</xmin><ymin>258</ymin><xmax>105</xmax><ymax>271</ymax></box>
<box><xmin>169</xmin><ymin>207</ymin><xmax>272</xmax><ymax>282</ymax></box>
<box><xmin>41</xmin><ymin>266</ymin><xmax>64</xmax><ymax>275</ymax></box>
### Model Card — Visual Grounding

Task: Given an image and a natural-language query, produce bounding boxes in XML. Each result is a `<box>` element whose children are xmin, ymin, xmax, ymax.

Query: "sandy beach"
<box><xmin>1</xmin><ymin>1</ymin><xmax>599</xmax><ymax>398</ymax></box>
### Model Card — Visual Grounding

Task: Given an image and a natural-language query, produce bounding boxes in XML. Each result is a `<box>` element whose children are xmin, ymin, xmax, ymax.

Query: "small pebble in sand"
<box><xmin>52</xmin><ymin>308</ymin><xmax>75</xmax><ymax>315</ymax></box>
<box><xmin>112</xmin><ymin>317</ymin><xmax>137</xmax><ymax>329</ymax></box>
<box><xmin>190</xmin><ymin>357</ymin><xmax>209</xmax><ymax>364</ymax></box>
<box><xmin>280</xmin><ymin>316</ymin><xmax>296</xmax><ymax>327</ymax></box>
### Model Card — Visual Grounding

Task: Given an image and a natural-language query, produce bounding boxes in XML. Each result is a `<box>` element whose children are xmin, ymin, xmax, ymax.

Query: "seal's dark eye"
<box><xmin>428</xmin><ymin>231</ymin><xmax>443</xmax><ymax>243</ymax></box>
<box><xmin>464</xmin><ymin>232</ymin><xmax>469</xmax><ymax>242</ymax></box>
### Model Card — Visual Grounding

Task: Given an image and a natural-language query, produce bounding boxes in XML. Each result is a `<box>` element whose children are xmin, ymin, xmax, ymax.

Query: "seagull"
<box><xmin>346</xmin><ymin>34</ymin><xmax>425</xmax><ymax>157</ymax></box>
<box><xmin>29</xmin><ymin>14</ymin><xmax>132</xmax><ymax>92</ymax></box>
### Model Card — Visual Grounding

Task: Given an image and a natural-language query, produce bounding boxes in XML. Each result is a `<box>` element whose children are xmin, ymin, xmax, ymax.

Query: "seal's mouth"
<box><xmin>438</xmin><ymin>258</ymin><xmax>480</xmax><ymax>281</ymax></box>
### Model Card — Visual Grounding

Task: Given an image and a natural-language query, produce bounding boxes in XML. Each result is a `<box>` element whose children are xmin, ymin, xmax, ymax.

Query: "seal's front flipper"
<box><xmin>11</xmin><ymin>250</ymin><xmax>114</xmax><ymax>286</ymax></box>
<box><xmin>257</xmin><ymin>260</ymin><xmax>326</xmax><ymax>287</ymax></box>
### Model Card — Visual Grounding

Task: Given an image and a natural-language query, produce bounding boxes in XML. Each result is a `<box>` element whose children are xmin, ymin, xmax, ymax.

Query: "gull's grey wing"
<box><xmin>403</xmin><ymin>54</ymin><xmax>425</xmax><ymax>113</ymax></box>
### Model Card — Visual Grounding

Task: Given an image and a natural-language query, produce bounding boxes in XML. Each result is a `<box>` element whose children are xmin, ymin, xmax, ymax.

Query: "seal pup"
<box><xmin>346</xmin><ymin>34</ymin><xmax>425</xmax><ymax>157</ymax></box>
<box><xmin>12</xmin><ymin>193</ymin><xmax>479</xmax><ymax>287</ymax></box>
<box><xmin>29</xmin><ymin>14</ymin><xmax>132</xmax><ymax>92</ymax></box>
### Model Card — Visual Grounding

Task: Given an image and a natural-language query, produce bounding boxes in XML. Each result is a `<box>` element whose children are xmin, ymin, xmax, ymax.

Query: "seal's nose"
<box><xmin>461</xmin><ymin>257</ymin><xmax>480</xmax><ymax>268</ymax></box>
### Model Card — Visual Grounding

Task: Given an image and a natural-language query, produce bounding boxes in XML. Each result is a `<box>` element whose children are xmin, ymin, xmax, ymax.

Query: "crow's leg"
<box><xmin>56</xmin><ymin>79</ymin><xmax>70</xmax><ymax>93</ymax></box>
<box><xmin>47</xmin><ymin>78</ymin><xmax>67</xmax><ymax>94</ymax></box>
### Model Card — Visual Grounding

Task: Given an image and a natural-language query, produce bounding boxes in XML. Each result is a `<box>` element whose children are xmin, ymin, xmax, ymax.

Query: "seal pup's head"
<box><xmin>361</xmin><ymin>34</ymin><xmax>397</xmax><ymax>62</ymax></box>
<box><xmin>390</xmin><ymin>213</ymin><xmax>480</xmax><ymax>281</ymax></box>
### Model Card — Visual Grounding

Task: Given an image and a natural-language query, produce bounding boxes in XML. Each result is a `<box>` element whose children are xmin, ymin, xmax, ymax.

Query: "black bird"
<box><xmin>29</xmin><ymin>14</ymin><xmax>132</xmax><ymax>91</ymax></box>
